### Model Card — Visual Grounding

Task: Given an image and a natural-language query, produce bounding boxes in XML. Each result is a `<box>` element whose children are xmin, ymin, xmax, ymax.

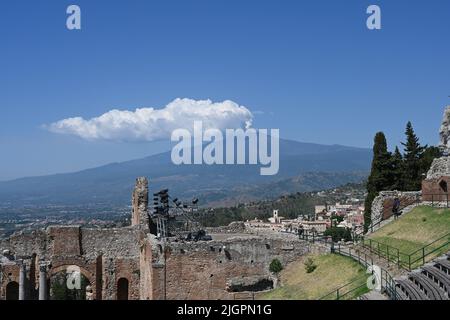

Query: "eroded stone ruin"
<box><xmin>0</xmin><ymin>178</ymin><xmax>311</xmax><ymax>300</ymax></box>
<box><xmin>370</xmin><ymin>105</ymin><xmax>450</xmax><ymax>223</ymax></box>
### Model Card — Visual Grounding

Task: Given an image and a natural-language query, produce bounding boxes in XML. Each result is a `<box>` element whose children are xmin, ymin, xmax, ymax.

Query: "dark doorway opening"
<box><xmin>6</xmin><ymin>281</ymin><xmax>19</xmax><ymax>300</ymax></box>
<box><xmin>440</xmin><ymin>180</ymin><xmax>448</xmax><ymax>193</ymax></box>
<box><xmin>117</xmin><ymin>278</ymin><xmax>129</xmax><ymax>300</ymax></box>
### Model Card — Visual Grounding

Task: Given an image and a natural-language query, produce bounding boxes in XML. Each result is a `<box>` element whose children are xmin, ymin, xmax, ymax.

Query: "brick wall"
<box><xmin>370</xmin><ymin>191</ymin><xmax>421</xmax><ymax>224</ymax></box>
<box><xmin>0</xmin><ymin>225</ymin><xmax>142</xmax><ymax>300</ymax></box>
<box><xmin>422</xmin><ymin>176</ymin><xmax>450</xmax><ymax>202</ymax></box>
<box><xmin>150</xmin><ymin>236</ymin><xmax>311</xmax><ymax>300</ymax></box>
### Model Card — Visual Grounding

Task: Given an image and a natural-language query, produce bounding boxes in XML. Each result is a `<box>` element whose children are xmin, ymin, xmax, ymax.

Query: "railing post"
<box><xmin>422</xmin><ymin>247</ymin><xmax>425</xmax><ymax>265</ymax></box>
<box><xmin>387</xmin><ymin>246</ymin><xmax>390</xmax><ymax>262</ymax></box>
<box><xmin>397</xmin><ymin>249</ymin><xmax>400</xmax><ymax>268</ymax></box>
<box><xmin>409</xmin><ymin>255</ymin><xmax>411</xmax><ymax>271</ymax></box>
<box><xmin>336</xmin><ymin>289</ymin><xmax>340</xmax><ymax>300</ymax></box>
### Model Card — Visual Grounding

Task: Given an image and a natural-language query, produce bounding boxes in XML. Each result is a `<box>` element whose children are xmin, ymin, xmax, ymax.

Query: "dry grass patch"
<box><xmin>370</xmin><ymin>206</ymin><xmax>450</xmax><ymax>253</ymax></box>
<box><xmin>258</xmin><ymin>253</ymin><xmax>367</xmax><ymax>300</ymax></box>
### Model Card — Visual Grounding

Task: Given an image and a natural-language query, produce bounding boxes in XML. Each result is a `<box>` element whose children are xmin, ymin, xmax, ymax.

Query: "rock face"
<box><xmin>420</xmin><ymin>106</ymin><xmax>450</xmax><ymax>201</ymax></box>
<box><xmin>426</xmin><ymin>157</ymin><xmax>450</xmax><ymax>179</ymax></box>
<box><xmin>440</xmin><ymin>106</ymin><xmax>450</xmax><ymax>154</ymax></box>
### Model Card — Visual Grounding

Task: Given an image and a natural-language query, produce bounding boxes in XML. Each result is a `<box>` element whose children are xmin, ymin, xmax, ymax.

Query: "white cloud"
<box><xmin>45</xmin><ymin>98</ymin><xmax>253</xmax><ymax>142</ymax></box>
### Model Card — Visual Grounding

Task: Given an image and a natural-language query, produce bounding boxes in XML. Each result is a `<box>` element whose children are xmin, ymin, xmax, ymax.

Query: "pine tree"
<box><xmin>364</xmin><ymin>132</ymin><xmax>393</xmax><ymax>231</ymax></box>
<box><xmin>401</xmin><ymin>122</ymin><xmax>425</xmax><ymax>191</ymax></box>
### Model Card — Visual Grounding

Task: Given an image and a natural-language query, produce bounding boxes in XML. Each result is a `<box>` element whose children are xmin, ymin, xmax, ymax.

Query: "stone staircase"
<box><xmin>335</xmin><ymin>244</ymin><xmax>450</xmax><ymax>300</ymax></box>
<box><xmin>359</xmin><ymin>290</ymin><xmax>388</xmax><ymax>300</ymax></box>
<box><xmin>301</xmin><ymin>201</ymin><xmax>450</xmax><ymax>301</ymax></box>
<box><xmin>348</xmin><ymin>243</ymin><xmax>408</xmax><ymax>278</ymax></box>
<box><xmin>356</xmin><ymin>201</ymin><xmax>450</xmax><ymax>300</ymax></box>
<box><xmin>393</xmin><ymin>253</ymin><xmax>450</xmax><ymax>300</ymax></box>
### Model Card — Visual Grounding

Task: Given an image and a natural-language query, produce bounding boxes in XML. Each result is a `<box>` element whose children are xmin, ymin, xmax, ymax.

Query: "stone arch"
<box><xmin>48</xmin><ymin>264</ymin><xmax>96</xmax><ymax>300</ymax></box>
<box><xmin>117</xmin><ymin>278</ymin><xmax>129</xmax><ymax>300</ymax></box>
<box><xmin>5</xmin><ymin>281</ymin><xmax>19</xmax><ymax>300</ymax></box>
<box><xmin>49</xmin><ymin>265</ymin><xmax>95</xmax><ymax>285</ymax></box>
<box><xmin>439</xmin><ymin>179</ymin><xmax>448</xmax><ymax>193</ymax></box>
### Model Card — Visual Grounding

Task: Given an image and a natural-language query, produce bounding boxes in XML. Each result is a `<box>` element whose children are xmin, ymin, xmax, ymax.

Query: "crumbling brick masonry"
<box><xmin>0</xmin><ymin>178</ymin><xmax>310</xmax><ymax>300</ymax></box>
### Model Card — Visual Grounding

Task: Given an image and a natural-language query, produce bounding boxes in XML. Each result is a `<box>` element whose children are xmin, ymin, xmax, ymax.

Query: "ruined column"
<box><xmin>439</xmin><ymin>105</ymin><xmax>450</xmax><ymax>154</ymax></box>
<box><xmin>19</xmin><ymin>263</ymin><xmax>26</xmax><ymax>300</ymax></box>
<box><xmin>131</xmin><ymin>177</ymin><xmax>149</xmax><ymax>227</ymax></box>
<box><xmin>38</xmin><ymin>264</ymin><xmax>47</xmax><ymax>300</ymax></box>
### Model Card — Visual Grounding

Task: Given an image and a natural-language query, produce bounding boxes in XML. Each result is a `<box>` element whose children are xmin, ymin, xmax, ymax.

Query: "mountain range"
<box><xmin>0</xmin><ymin>138</ymin><xmax>372</xmax><ymax>206</ymax></box>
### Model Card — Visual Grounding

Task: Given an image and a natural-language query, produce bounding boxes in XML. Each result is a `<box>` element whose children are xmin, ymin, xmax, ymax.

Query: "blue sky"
<box><xmin>1</xmin><ymin>0</ymin><xmax>450</xmax><ymax>180</ymax></box>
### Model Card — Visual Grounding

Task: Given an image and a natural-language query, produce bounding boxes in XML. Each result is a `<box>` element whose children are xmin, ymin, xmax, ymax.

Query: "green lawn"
<box><xmin>367</xmin><ymin>206</ymin><xmax>450</xmax><ymax>268</ymax></box>
<box><xmin>258</xmin><ymin>254</ymin><xmax>369</xmax><ymax>300</ymax></box>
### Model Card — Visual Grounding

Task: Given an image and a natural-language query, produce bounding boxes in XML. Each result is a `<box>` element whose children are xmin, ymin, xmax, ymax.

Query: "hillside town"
<box><xmin>246</xmin><ymin>202</ymin><xmax>365</xmax><ymax>235</ymax></box>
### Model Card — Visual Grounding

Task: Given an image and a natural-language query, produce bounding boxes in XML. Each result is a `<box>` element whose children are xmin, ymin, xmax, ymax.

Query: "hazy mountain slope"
<box><xmin>0</xmin><ymin>138</ymin><xmax>371</xmax><ymax>205</ymax></box>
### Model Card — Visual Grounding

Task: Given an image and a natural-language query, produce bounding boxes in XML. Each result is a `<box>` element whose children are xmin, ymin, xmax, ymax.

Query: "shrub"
<box><xmin>304</xmin><ymin>257</ymin><xmax>317</xmax><ymax>274</ymax></box>
<box><xmin>324</xmin><ymin>227</ymin><xmax>353</xmax><ymax>242</ymax></box>
<box><xmin>269</xmin><ymin>258</ymin><xmax>283</xmax><ymax>274</ymax></box>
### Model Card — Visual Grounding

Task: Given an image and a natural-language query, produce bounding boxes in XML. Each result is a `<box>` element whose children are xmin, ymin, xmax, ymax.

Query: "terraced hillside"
<box><xmin>364</xmin><ymin>206</ymin><xmax>450</xmax><ymax>269</ymax></box>
<box><xmin>370</xmin><ymin>206</ymin><xmax>450</xmax><ymax>252</ymax></box>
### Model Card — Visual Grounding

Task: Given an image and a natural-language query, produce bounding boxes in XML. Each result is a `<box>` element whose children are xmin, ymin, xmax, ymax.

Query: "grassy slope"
<box><xmin>258</xmin><ymin>254</ymin><xmax>368</xmax><ymax>300</ymax></box>
<box><xmin>369</xmin><ymin>206</ymin><xmax>450</xmax><ymax>252</ymax></box>
<box><xmin>368</xmin><ymin>206</ymin><xmax>450</xmax><ymax>268</ymax></box>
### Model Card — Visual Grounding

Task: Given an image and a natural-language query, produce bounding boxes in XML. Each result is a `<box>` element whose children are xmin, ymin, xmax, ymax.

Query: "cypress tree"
<box><xmin>364</xmin><ymin>132</ymin><xmax>393</xmax><ymax>231</ymax></box>
<box><xmin>391</xmin><ymin>146</ymin><xmax>404</xmax><ymax>190</ymax></box>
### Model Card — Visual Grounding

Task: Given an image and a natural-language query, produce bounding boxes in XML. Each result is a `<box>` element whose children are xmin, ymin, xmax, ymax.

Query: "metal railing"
<box><xmin>380</xmin><ymin>267</ymin><xmax>403</xmax><ymax>300</ymax></box>
<box><xmin>319</xmin><ymin>243</ymin><xmax>403</xmax><ymax>300</ymax></box>
<box><xmin>319</xmin><ymin>275</ymin><xmax>369</xmax><ymax>300</ymax></box>
<box><xmin>298</xmin><ymin>230</ymin><xmax>332</xmax><ymax>244</ymax></box>
<box><xmin>335</xmin><ymin>243</ymin><xmax>403</xmax><ymax>300</ymax></box>
<box><xmin>360</xmin><ymin>232</ymin><xmax>450</xmax><ymax>271</ymax></box>
<box><xmin>422</xmin><ymin>193</ymin><xmax>450</xmax><ymax>208</ymax></box>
